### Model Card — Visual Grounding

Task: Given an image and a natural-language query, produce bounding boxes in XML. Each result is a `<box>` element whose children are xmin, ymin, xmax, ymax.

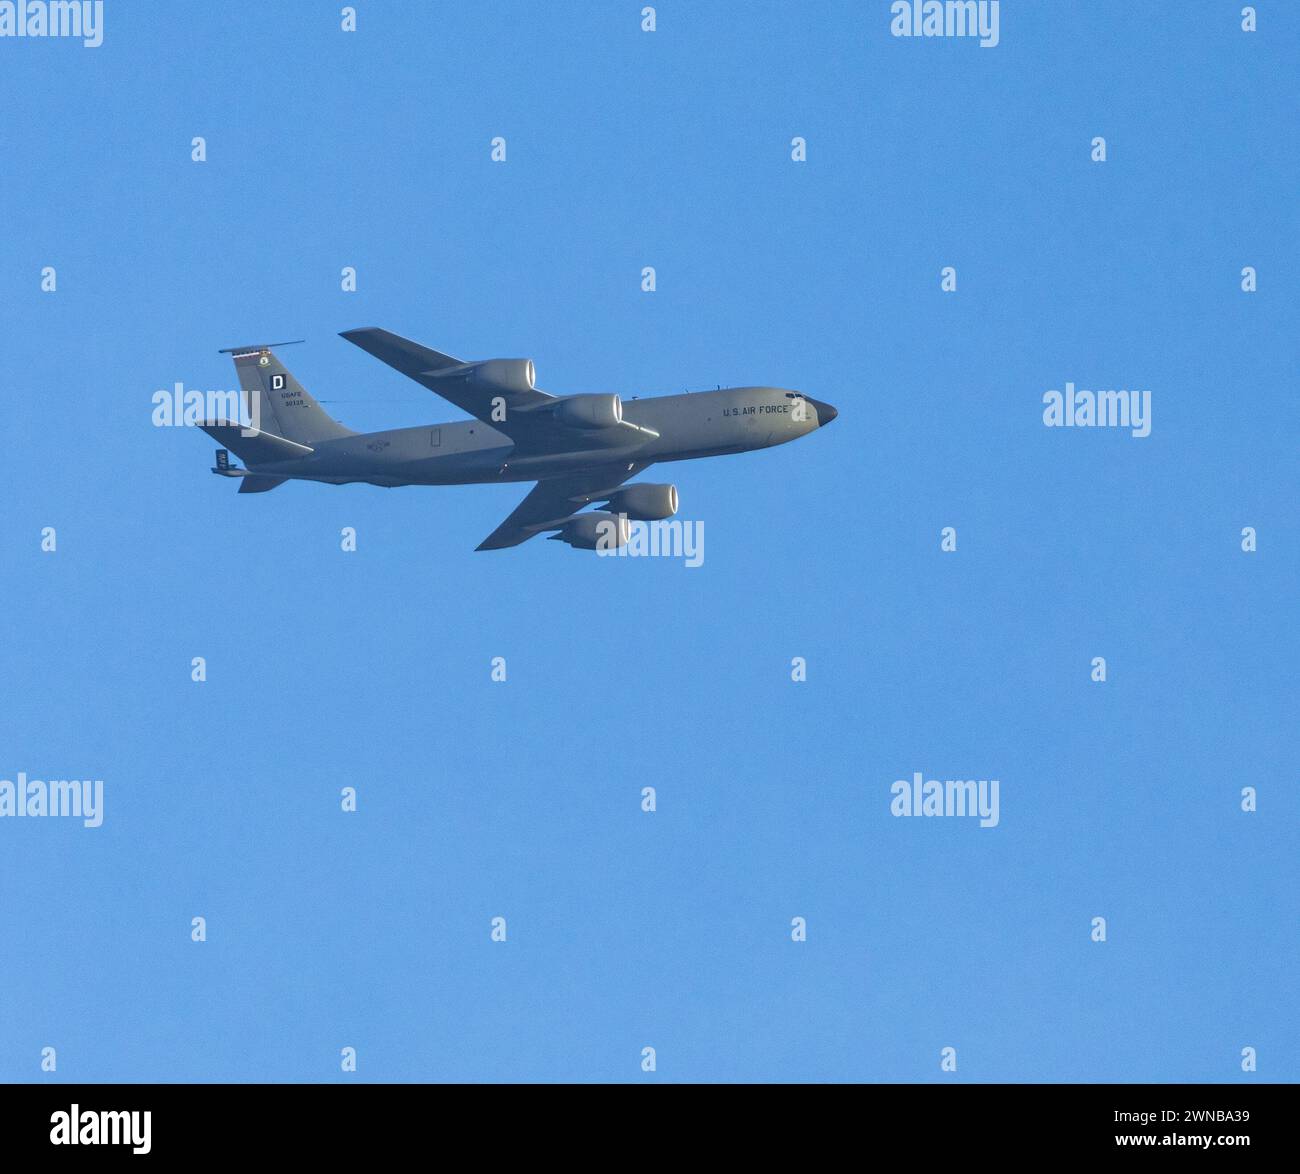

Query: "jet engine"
<box><xmin>603</xmin><ymin>483</ymin><xmax>679</xmax><ymax>521</ymax></box>
<box><xmin>549</xmin><ymin>511</ymin><xmax>630</xmax><ymax>550</ymax></box>
<box><xmin>552</xmin><ymin>393</ymin><xmax>623</xmax><ymax>430</ymax></box>
<box><xmin>460</xmin><ymin>358</ymin><xmax>535</xmax><ymax>394</ymax></box>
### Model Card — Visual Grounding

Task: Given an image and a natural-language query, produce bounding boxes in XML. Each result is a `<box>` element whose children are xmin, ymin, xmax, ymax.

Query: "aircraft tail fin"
<box><xmin>220</xmin><ymin>342</ymin><xmax>354</xmax><ymax>446</ymax></box>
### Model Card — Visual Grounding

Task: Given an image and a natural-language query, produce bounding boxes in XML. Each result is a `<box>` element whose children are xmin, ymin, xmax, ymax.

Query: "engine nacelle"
<box><xmin>551</xmin><ymin>511</ymin><xmax>630</xmax><ymax>551</ymax></box>
<box><xmin>552</xmin><ymin>393</ymin><xmax>623</xmax><ymax>430</ymax></box>
<box><xmin>462</xmin><ymin>358</ymin><xmax>536</xmax><ymax>395</ymax></box>
<box><xmin>604</xmin><ymin>483</ymin><xmax>679</xmax><ymax>521</ymax></box>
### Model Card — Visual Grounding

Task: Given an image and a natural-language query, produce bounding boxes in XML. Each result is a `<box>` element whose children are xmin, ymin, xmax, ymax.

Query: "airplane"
<box><xmin>201</xmin><ymin>328</ymin><xmax>837</xmax><ymax>551</ymax></box>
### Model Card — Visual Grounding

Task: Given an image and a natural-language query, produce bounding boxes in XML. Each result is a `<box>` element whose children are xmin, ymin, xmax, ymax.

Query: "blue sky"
<box><xmin>1</xmin><ymin>1</ymin><xmax>1295</xmax><ymax>1082</ymax></box>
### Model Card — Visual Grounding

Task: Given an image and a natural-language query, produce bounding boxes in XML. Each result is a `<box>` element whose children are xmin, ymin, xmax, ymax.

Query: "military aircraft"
<box><xmin>202</xmin><ymin>329</ymin><xmax>837</xmax><ymax>551</ymax></box>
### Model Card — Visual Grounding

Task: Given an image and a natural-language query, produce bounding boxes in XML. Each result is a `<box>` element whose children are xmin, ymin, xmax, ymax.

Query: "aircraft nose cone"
<box><xmin>808</xmin><ymin>397</ymin><xmax>838</xmax><ymax>425</ymax></box>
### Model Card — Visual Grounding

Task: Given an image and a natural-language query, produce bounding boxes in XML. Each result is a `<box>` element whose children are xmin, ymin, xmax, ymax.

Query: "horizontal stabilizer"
<box><xmin>199</xmin><ymin>421</ymin><xmax>314</xmax><ymax>466</ymax></box>
<box><xmin>218</xmin><ymin>340</ymin><xmax>306</xmax><ymax>356</ymax></box>
<box><xmin>238</xmin><ymin>474</ymin><xmax>288</xmax><ymax>494</ymax></box>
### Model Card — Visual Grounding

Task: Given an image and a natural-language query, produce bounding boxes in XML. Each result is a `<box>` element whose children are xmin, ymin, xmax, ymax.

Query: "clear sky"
<box><xmin>1</xmin><ymin>1</ymin><xmax>1295</xmax><ymax>1082</ymax></box>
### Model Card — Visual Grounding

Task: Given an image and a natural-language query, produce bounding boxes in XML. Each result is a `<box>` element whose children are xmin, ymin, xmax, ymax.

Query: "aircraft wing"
<box><xmin>476</xmin><ymin>463</ymin><xmax>652</xmax><ymax>551</ymax></box>
<box><xmin>339</xmin><ymin>327</ymin><xmax>553</xmax><ymax>426</ymax></box>
<box><xmin>341</xmin><ymin>327</ymin><xmax>660</xmax><ymax>455</ymax></box>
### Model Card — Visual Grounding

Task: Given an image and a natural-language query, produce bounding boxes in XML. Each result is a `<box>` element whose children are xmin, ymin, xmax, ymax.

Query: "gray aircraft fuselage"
<box><xmin>252</xmin><ymin>385</ymin><xmax>836</xmax><ymax>488</ymax></box>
